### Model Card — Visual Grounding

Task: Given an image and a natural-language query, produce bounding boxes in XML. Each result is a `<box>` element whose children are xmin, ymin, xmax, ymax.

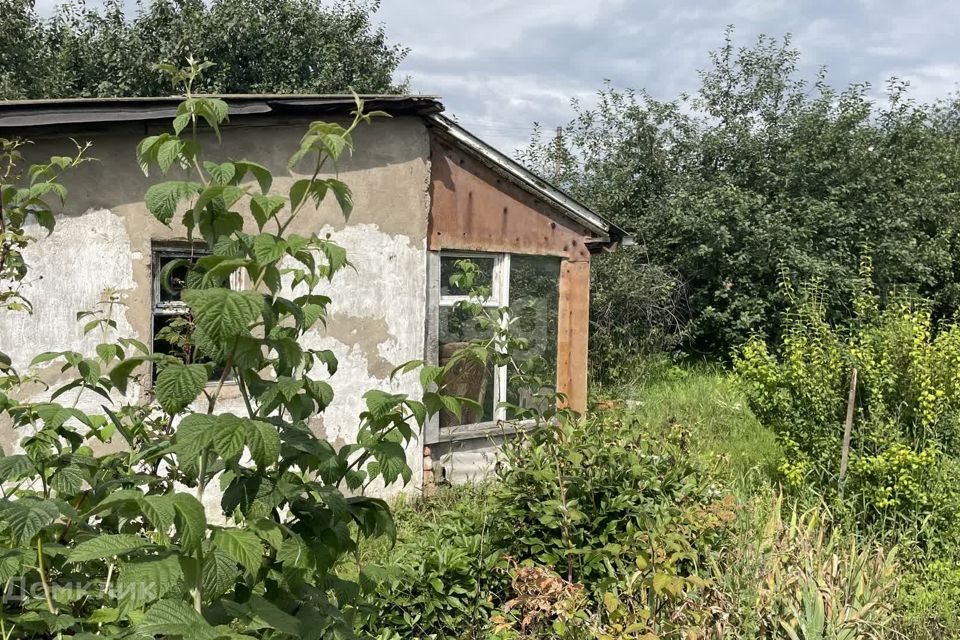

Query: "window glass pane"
<box><xmin>440</xmin><ymin>255</ymin><xmax>494</xmax><ymax>298</ymax></box>
<box><xmin>439</xmin><ymin>305</ymin><xmax>495</xmax><ymax>425</ymax></box>
<box><xmin>506</xmin><ymin>255</ymin><xmax>560</xmax><ymax>417</ymax></box>
<box><xmin>152</xmin><ymin>244</ymin><xmax>220</xmax><ymax>383</ymax></box>
<box><xmin>156</xmin><ymin>254</ymin><xmax>192</xmax><ymax>303</ymax></box>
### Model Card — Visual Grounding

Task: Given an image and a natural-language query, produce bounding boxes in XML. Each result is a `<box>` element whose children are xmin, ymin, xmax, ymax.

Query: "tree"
<box><xmin>0</xmin><ymin>0</ymin><xmax>407</xmax><ymax>99</ymax></box>
<box><xmin>523</xmin><ymin>28</ymin><xmax>960</xmax><ymax>362</ymax></box>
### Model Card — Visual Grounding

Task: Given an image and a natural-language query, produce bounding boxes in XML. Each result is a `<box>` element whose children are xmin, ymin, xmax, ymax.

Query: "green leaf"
<box><xmin>319</xmin><ymin>241</ymin><xmax>348</xmax><ymax>278</ymax></box>
<box><xmin>202</xmin><ymin>548</ymin><xmax>240</xmax><ymax>600</ymax></box>
<box><xmin>86</xmin><ymin>608</ymin><xmax>119</xmax><ymax>624</ymax></box>
<box><xmin>183</xmin><ymin>288</ymin><xmax>264</xmax><ymax>342</ymax></box>
<box><xmin>145</xmin><ymin>181</ymin><xmax>201</xmax><ymax>225</ymax></box>
<box><xmin>173</xmin><ymin>413</ymin><xmax>217</xmax><ymax>463</ymax></box>
<box><xmin>30</xmin><ymin>351</ymin><xmax>63</xmax><ymax>367</ymax></box>
<box><xmin>173</xmin><ymin>113</ymin><xmax>191</xmax><ymax>135</ymax></box>
<box><xmin>157</xmin><ymin>139</ymin><xmax>183</xmax><ymax>173</ymax></box>
<box><xmin>213</xmin><ymin>528</ymin><xmax>263</xmax><ymax>575</ymax></box>
<box><xmin>203</xmin><ymin>161</ymin><xmax>236</xmax><ymax>186</ymax></box>
<box><xmin>289</xmin><ymin>179</ymin><xmax>312</xmax><ymax>210</ymax></box>
<box><xmin>244</xmin><ymin>595</ymin><xmax>302</xmax><ymax>635</ymax></box>
<box><xmin>36</xmin><ymin>402</ymin><xmax>91</xmax><ymax>428</ymax></box>
<box><xmin>68</xmin><ymin>534</ymin><xmax>152</xmax><ymax>563</ymax></box>
<box><xmin>155</xmin><ymin>363</ymin><xmax>208</xmax><ymax>414</ymax></box>
<box><xmin>197</xmin><ymin>208</ymin><xmax>244</xmax><ymax>247</ymax></box>
<box><xmin>140</xmin><ymin>494</ymin><xmax>176</xmax><ymax>534</ymax></box>
<box><xmin>211</xmin><ymin>414</ymin><xmax>246</xmax><ymax>461</ymax></box>
<box><xmin>250</xmin><ymin>194</ymin><xmax>286</xmax><ymax>230</ymax></box>
<box><xmin>231</xmin><ymin>336</ymin><xmax>263</xmax><ymax>370</ymax></box>
<box><xmin>108</xmin><ymin>356</ymin><xmax>151</xmax><ymax>395</ymax></box>
<box><xmin>245</xmin><ymin>420</ymin><xmax>280</xmax><ymax>468</ymax></box>
<box><xmin>50</xmin><ymin>463</ymin><xmax>85</xmax><ymax>496</ymax></box>
<box><xmin>172</xmin><ymin>493</ymin><xmax>207</xmax><ymax>553</ymax></box>
<box><xmin>0</xmin><ymin>455</ymin><xmax>34</xmax><ymax>482</ymax></box>
<box><xmin>0</xmin><ymin>499</ymin><xmax>60</xmax><ymax>543</ymax></box>
<box><xmin>327</xmin><ymin>179</ymin><xmax>353</xmax><ymax>219</ymax></box>
<box><xmin>140</xmin><ymin>599</ymin><xmax>217</xmax><ymax>639</ymax></box>
<box><xmin>116</xmin><ymin>552</ymin><xmax>183</xmax><ymax>613</ymax></box>
<box><xmin>235</xmin><ymin>161</ymin><xmax>273</xmax><ymax>194</ymax></box>
<box><xmin>371</xmin><ymin>441</ymin><xmax>411</xmax><ymax>485</ymax></box>
<box><xmin>96</xmin><ymin>343</ymin><xmax>119</xmax><ymax>363</ymax></box>
<box><xmin>252</xmin><ymin>233</ymin><xmax>288</xmax><ymax>265</ymax></box>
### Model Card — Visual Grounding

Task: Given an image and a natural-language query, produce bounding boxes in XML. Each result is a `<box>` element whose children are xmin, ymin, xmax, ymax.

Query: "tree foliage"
<box><xmin>0</xmin><ymin>0</ymin><xmax>407</xmax><ymax>99</ymax></box>
<box><xmin>523</xmin><ymin>28</ymin><xmax>960</xmax><ymax>361</ymax></box>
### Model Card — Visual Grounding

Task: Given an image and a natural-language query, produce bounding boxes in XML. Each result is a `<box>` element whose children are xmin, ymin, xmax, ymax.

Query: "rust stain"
<box><xmin>428</xmin><ymin>138</ymin><xmax>592</xmax><ymax>261</ymax></box>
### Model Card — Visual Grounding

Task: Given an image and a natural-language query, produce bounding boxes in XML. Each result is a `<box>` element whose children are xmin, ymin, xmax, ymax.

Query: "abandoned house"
<box><xmin>0</xmin><ymin>95</ymin><xmax>628</xmax><ymax>496</ymax></box>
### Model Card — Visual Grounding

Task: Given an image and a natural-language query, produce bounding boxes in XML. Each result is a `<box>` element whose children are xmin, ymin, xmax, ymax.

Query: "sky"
<box><xmin>32</xmin><ymin>0</ymin><xmax>960</xmax><ymax>154</ymax></box>
<box><xmin>375</xmin><ymin>0</ymin><xmax>960</xmax><ymax>152</ymax></box>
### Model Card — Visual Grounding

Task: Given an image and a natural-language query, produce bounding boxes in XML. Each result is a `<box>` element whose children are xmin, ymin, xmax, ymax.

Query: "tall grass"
<box><xmin>601</xmin><ymin>362</ymin><xmax>783</xmax><ymax>485</ymax></box>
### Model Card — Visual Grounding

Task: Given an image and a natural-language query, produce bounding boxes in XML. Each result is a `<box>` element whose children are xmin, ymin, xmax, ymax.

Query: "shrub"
<box><xmin>357</xmin><ymin>486</ymin><xmax>507</xmax><ymax>640</ymax></box>
<box><xmin>489</xmin><ymin>416</ymin><xmax>737</xmax><ymax>637</ymax></box>
<box><xmin>0</xmin><ymin>59</ymin><xmax>464</xmax><ymax>639</ymax></box>
<box><xmin>896</xmin><ymin>557</ymin><xmax>960</xmax><ymax>640</ymax></box>
<box><xmin>733</xmin><ymin>273</ymin><xmax>960</xmax><ymax>539</ymax></box>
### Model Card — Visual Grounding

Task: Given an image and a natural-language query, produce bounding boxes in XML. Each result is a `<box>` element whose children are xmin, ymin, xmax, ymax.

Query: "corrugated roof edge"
<box><xmin>0</xmin><ymin>94</ymin><xmax>443</xmax><ymax>127</ymax></box>
<box><xmin>426</xmin><ymin>114</ymin><xmax>631</xmax><ymax>250</ymax></box>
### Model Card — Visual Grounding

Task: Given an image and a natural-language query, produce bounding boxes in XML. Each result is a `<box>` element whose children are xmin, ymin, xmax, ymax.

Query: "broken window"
<box><xmin>437</xmin><ymin>252</ymin><xmax>560</xmax><ymax>428</ymax></box>
<box><xmin>151</xmin><ymin>242</ymin><xmax>239</xmax><ymax>382</ymax></box>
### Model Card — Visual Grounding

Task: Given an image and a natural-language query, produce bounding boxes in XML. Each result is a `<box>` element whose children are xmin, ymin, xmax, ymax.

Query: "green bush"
<box><xmin>897</xmin><ymin>557</ymin><xmax>960</xmax><ymax>640</ymax></box>
<box><xmin>490</xmin><ymin>417</ymin><xmax>737</xmax><ymax>636</ymax></box>
<box><xmin>357</xmin><ymin>486</ymin><xmax>507</xmax><ymax>640</ymax></box>
<box><xmin>733</xmin><ymin>274</ymin><xmax>960</xmax><ymax>540</ymax></box>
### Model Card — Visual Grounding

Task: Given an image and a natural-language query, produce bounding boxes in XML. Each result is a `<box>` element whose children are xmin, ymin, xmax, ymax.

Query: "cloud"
<box><xmin>376</xmin><ymin>0</ymin><xmax>960</xmax><ymax>153</ymax></box>
<box><xmin>27</xmin><ymin>0</ymin><xmax>960</xmax><ymax>154</ymax></box>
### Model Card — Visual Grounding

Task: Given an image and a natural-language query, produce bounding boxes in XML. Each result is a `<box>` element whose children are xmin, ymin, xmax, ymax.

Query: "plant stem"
<box><xmin>36</xmin><ymin>537</ymin><xmax>58</xmax><ymax>614</ymax></box>
<box><xmin>103</xmin><ymin>561</ymin><xmax>115</xmax><ymax>595</ymax></box>
<box><xmin>206</xmin><ymin>341</ymin><xmax>236</xmax><ymax>414</ymax></box>
<box><xmin>196</xmin><ymin>448</ymin><xmax>208</xmax><ymax>503</ymax></box>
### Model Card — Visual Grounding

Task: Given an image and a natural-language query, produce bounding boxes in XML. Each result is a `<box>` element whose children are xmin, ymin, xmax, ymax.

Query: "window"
<box><xmin>437</xmin><ymin>252</ymin><xmax>560</xmax><ymax>428</ymax></box>
<box><xmin>151</xmin><ymin>242</ymin><xmax>240</xmax><ymax>381</ymax></box>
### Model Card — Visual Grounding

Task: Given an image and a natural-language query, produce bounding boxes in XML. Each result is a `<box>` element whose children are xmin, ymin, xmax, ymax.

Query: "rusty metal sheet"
<box><xmin>428</xmin><ymin>138</ymin><xmax>594</xmax><ymax>261</ymax></box>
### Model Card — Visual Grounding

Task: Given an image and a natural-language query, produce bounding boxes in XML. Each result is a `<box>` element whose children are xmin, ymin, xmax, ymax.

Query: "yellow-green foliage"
<box><xmin>733</xmin><ymin>269</ymin><xmax>960</xmax><ymax>530</ymax></box>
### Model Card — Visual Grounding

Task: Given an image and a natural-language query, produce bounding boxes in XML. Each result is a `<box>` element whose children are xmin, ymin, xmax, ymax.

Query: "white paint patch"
<box><xmin>294</xmin><ymin>223</ymin><xmax>428</xmax><ymax>495</ymax></box>
<box><xmin>0</xmin><ymin>209</ymin><xmax>138</xmax><ymax>371</ymax></box>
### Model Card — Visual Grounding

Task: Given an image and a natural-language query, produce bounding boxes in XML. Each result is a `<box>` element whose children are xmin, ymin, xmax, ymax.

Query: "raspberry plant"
<box><xmin>0</xmin><ymin>59</ymin><xmax>460</xmax><ymax>639</ymax></box>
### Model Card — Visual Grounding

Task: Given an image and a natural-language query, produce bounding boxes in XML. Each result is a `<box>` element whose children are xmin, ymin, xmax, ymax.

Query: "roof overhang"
<box><xmin>0</xmin><ymin>94</ymin><xmax>443</xmax><ymax>128</ymax></box>
<box><xmin>0</xmin><ymin>94</ymin><xmax>630</xmax><ymax>250</ymax></box>
<box><xmin>425</xmin><ymin>114</ymin><xmax>630</xmax><ymax>250</ymax></box>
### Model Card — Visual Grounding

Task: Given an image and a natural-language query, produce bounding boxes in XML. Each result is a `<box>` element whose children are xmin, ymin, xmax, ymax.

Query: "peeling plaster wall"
<box><xmin>0</xmin><ymin>115</ymin><xmax>431</xmax><ymax>504</ymax></box>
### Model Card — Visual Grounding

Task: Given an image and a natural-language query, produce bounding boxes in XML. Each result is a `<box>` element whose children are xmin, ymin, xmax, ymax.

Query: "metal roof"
<box><xmin>0</xmin><ymin>94</ymin><xmax>629</xmax><ymax>247</ymax></box>
<box><xmin>0</xmin><ymin>94</ymin><xmax>442</xmax><ymax>127</ymax></box>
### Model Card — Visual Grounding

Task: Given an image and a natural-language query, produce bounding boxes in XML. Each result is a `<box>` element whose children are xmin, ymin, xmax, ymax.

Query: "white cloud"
<box><xmin>26</xmin><ymin>0</ymin><xmax>960</xmax><ymax>154</ymax></box>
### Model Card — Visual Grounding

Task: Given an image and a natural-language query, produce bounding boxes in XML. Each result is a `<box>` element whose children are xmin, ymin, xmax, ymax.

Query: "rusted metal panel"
<box><xmin>428</xmin><ymin>138</ymin><xmax>594</xmax><ymax>261</ymax></box>
<box><xmin>557</xmin><ymin>259</ymin><xmax>591</xmax><ymax>413</ymax></box>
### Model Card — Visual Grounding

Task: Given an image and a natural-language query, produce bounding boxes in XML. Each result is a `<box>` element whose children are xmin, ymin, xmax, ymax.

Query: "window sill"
<box><xmin>433</xmin><ymin>418</ymin><xmax>537</xmax><ymax>443</ymax></box>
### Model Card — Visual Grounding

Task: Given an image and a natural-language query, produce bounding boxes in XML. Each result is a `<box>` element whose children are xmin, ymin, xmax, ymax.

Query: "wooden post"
<box><xmin>557</xmin><ymin>259</ymin><xmax>590</xmax><ymax>413</ymax></box>
<box><xmin>838</xmin><ymin>367</ymin><xmax>858</xmax><ymax>497</ymax></box>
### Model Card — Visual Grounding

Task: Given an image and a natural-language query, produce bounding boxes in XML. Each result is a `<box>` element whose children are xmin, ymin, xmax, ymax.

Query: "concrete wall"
<box><xmin>0</xmin><ymin>114</ymin><xmax>432</xmax><ymax>506</ymax></box>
